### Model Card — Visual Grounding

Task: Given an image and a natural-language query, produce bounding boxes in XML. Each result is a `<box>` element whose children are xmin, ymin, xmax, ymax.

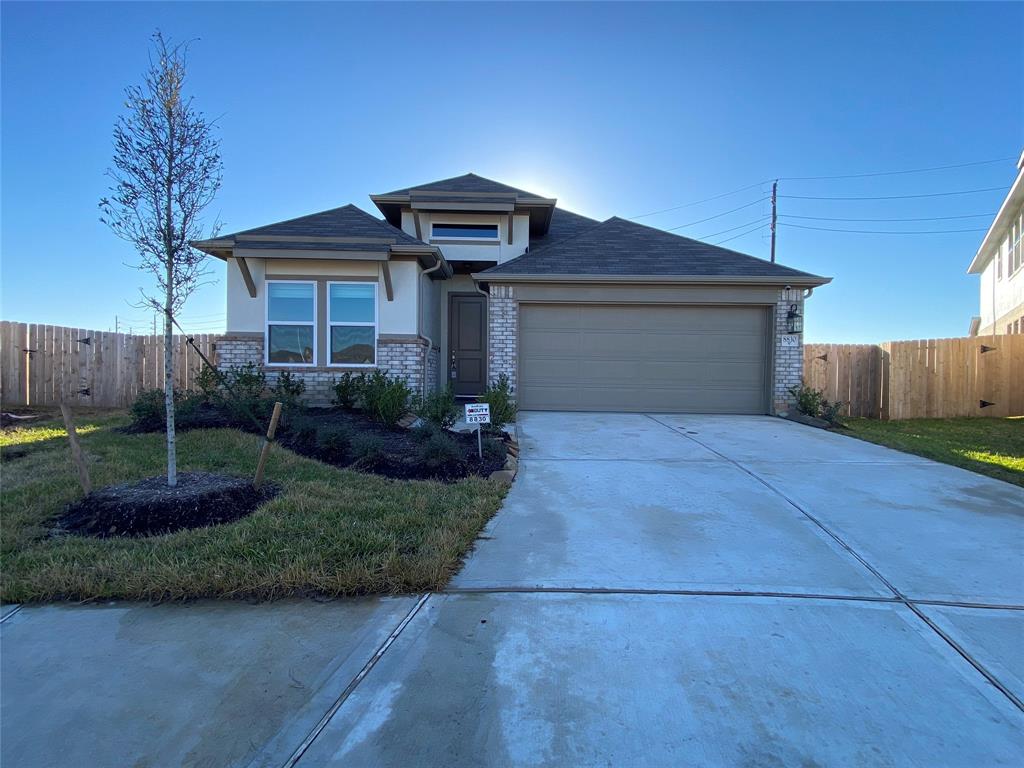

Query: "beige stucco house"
<box><xmin>968</xmin><ymin>151</ymin><xmax>1024</xmax><ymax>336</ymax></box>
<box><xmin>194</xmin><ymin>174</ymin><xmax>830</xmax><ymax>414</ymax></box>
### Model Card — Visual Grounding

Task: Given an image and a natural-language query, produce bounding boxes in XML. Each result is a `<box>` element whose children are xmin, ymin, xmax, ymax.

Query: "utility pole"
<box><xmin>115</xmin><ymin>315</ymin><xmax>119</xmax><ymax>334</ymax></box>
<box><xmin>770</xmin><ymin>180</ymin><xmax>778</xmax><ymax>263</ymax></box>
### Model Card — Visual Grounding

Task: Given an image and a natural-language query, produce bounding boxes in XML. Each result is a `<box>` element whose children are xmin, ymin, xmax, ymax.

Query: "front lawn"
<box><xmin>0</xmin><ymin>410</ymin><xmax>507</xmax><ymax>602</ymax></box>
<box><xmin>843</xmin><ymin>417</ymin><xmax>1024</xmax><ymax>487</ymax></box>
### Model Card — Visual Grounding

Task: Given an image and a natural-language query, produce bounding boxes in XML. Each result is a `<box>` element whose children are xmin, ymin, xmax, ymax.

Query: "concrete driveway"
<box><xmin>3</xmin><ymin>412</ymin><xmax>1022</xmax><ymax>766</ymax></box>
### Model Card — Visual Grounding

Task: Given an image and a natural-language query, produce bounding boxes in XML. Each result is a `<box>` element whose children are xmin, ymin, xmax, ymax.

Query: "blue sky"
<box><xmin>2</xmin><ymin>1</ymin><xmax>1021</xmax><ymax>342</ymax></box>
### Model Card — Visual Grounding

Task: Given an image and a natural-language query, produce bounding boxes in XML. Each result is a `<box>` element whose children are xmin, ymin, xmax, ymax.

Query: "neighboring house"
<box><xmin>968</xmin><ymin>151</ymin><xmax>1024</xmax><ymax>336</ymax></box>
<box><xmin>194</xmin><ymin>174</ymin><xmax>830</xmax><ymax>414</ymax></box>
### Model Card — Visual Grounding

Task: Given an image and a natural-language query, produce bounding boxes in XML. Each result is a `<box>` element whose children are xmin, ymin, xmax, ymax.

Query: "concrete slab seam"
<box><xmin>280</xmin><ymin>593</ymin><xmax>431</xmax><ymax>768</ymax></box>
<box><xmin>0</xmin><ymin>605</ymin><xmax>23</xmax><ymax>625</ymax></box>
<box><xmin>644</xmin><ymin>414</ymin><xmax>1024</xmax><ymax>714</ymax></box>
<box><xmin>445</xmin><ymin>586</ymin><xmax>900</xmax><ymax>604</ymax></box>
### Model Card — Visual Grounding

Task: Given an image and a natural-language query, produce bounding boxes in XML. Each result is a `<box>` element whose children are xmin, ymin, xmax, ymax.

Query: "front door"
<box><xmin>449</xmin><ymin>294</ymin><xmax>487</xmax><ymax>396</ymax></box>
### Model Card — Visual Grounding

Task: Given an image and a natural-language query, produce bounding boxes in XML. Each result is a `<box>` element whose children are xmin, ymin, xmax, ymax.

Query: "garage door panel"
<box><xmin>519</xmin><ymin>304</ymin><xmax>769</xmax><ymax>414</ymax></box>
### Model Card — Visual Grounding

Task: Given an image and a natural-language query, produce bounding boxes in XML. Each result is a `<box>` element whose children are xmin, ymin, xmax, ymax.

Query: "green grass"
<box><xmin>843</xmin><ymin>416</ymin><xmax>1024</xmax><ymax>487</ymax></box>
<box><xmin>0</xmin><ymin>410</ymin><xmax>507</xmax><ymax>603</ymax></box>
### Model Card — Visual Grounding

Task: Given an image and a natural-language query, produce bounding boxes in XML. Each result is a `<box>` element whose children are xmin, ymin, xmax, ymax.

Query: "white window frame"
<box><xmin>1010</xmin><ymin>208</ymin><xmax>1023</xmax><ymax>277</ymax></box>
<box><xmin>265</xmin><ymin>280</ymin><xmax>317</xmax><ymax>367</ymax></box>
<box><xmin>430</xmin><ymin>221</ymin><xmax>500</xmax><ymax>241</ymax></box>
<box><xmin>326</xmin><ymin>281</ymin><xmax>378</xmax><ymax>368</ymax></box>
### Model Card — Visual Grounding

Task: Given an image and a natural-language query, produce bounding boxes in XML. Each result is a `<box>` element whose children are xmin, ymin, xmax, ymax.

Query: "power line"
<box><xmin>629</xmin><ymin>182</ymin><xmax>769</xmax><ymax>219</ymax></box>
<box><xmin>780</xmin><ymin>222</ymin><xmax>988</xmax><ymax>235</ymax></box>
<box><xmin>780</xmin><ymin>212</ymin><xmax>994</xmax><ymax>223</ymax></box>
<box><xmin>780</xmin><ymin>186</ymin><xmax>1004</xmax><ymax>201</ymax></box>
<box><xmin>698</xmin><ymin>217</ymin><xmax>771</xmax><ymax>240</ymax></box>
<box><xmin>778</xmin><ymin>156</ymin><xmax>1015</xmax><ymax>182</ymax></box>
<box><xmin>666</xmin><ymin>197</ymin><xmax>769</xmax><ymax>231</ymax></box>
<box><xmin>714</xmin><ymin>223</ymin><xmax>769</xmax><ymax>246</ymax></box>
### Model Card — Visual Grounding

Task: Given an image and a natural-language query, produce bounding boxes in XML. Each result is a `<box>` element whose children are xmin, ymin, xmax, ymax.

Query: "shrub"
<box><xmin>332</xmin><ymin>372</ymin><xmax>365</xmax><ymax>411</ymax></box>
<box><xmin>362</xmin><ymin>370</ymin><xmax>413</xmax><ymax>426</ymax></box>
<box><xmin>219</xmin><ymin>363</ymin><xmax>270</xmax><ymax>421</ymax></box>
<box><xmin>416</xmin><ymin>430</ymin><xmax>464</xmax><ymax>473</ymax></box>
<box><xmin>291</xmin><ymin>422</ymin><xmax>319</xmax><ymax>453</ymax></box>
<box><xmin>788</xmin><ymin>382</ymin><xmax>846</xmax><ymax>424</ymax></box>
<box><xmin>270</xmin><ymin>370</ymin><xmax>306</xmax><ymax>410</ymax></box>
<box><xmin>482</xmin><ymin>437</ymin><xmax>507</xmax><ymax>464</ymax></box>
<box><xmin>479</xmin><ymin>374</ymin><xmax>517</xmax><ymax>431</ymax></box>
<box><xmin>410</xmin><ymin>421</ymin><xmax>443</xmax><ymax>443</ymax></box>
<box><xmin>129</xmin><ymin>389</ymin><xmax>169</xmax><ymax>431</ymax></box>
<box><xmin>194</xmin><ymin>364</ymin><xmax>222</xmax><ymax>403</ymax></box>
<box><xmin>351</xmin><ymin>434</ymin><xmax>386</xmax><ymax>469</ymax></box>
<box><xmin>414</xmin><ymin>387</ymin><xmax>458</xmax><ymax>429</ymax></box>
<box><xmin>317</xmin><ymin>426</ymin><xmax>352</xmax><ymax>460</ymax></box>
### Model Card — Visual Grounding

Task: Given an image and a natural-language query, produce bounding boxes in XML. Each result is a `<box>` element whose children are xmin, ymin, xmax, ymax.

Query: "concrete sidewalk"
<box><xmin>2</xmin><ymin>412</ymin><xmax>1022</xmax><ymax>766</ymax></box>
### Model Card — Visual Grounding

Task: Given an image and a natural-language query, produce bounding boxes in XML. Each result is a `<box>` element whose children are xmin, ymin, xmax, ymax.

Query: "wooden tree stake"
<box><xmin>253</xmin><ymin>401</ymin><xmax>282</xmax><ymax>491</ymax></box>
<box><xmin>59</xmin><ymin>403</ymin><xmax>92</xmax><ymax>494</ymax></box>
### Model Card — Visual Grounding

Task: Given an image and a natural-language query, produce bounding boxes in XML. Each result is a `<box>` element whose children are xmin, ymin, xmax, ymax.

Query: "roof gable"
<box><xmin>481</xmin><ymin>216</ymin><xmax>827</xmax><ymax>282</ymax></box>
<box><xmin>376</xmin><ymin>173</ymin><xmax>550</xmax><ymax>202</ymax></box>
<box><xmin>221</xmin><ymin>203</ymin><xmax>424</xmax><ymax>245</ymax></box>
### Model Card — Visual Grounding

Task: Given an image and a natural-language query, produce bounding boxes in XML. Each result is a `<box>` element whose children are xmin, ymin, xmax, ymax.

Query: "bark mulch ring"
<box><xmin>55</xmin><ymin>472</ymin><xmax>278</xmax><ymax>538</ymax></box>
<box><xmin>128</xmin><ymin>403</ymin><xmax>509</xmax><ymax>482</ymax></box>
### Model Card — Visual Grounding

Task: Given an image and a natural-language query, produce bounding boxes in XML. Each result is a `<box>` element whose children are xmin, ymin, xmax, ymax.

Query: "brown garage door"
<box><xmin>518</xmin><ymin>304</ymin><xmax>769</xmax><ymax>413</ymax></box>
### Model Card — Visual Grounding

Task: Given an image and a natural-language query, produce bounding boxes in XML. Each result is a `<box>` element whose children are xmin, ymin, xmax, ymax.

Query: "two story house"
<box><xmin>194</xmin><ymin>174</ymin><xmax>830</xmax><ymax>414</ymax></box>
<box><xmin>968</xmin><ymin>151</ymin><xmax>1024</xmax><ymax>336</ymax></box>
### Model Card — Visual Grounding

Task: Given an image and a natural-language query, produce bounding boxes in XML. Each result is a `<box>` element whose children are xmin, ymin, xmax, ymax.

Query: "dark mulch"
<box><xmin>55</xmin><ymin>472</ymin><xmax>278</xmax><ymax>538</ymax></box>
<box><xmin>278</xmin><ymin>409</ymin><xmax>508</xmax><ymax>482</ymax></box>
<box><xmin>127</xmin><ymin>402</ymin><xmax>508</xmax><ymax>482</ymax></box>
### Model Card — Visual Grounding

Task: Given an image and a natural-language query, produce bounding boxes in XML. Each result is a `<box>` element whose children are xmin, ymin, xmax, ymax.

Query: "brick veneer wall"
<box><xmin>772</xmin><ymin>288</ymin><xmax>805</xmax><ymax>415</ymax></box>
<box><xmin>216</xmin><ymin>334</ymin><xmax>429</xmax><ymax>406</ymax></box>
<box><xmin>487</xmin><ymin>284</ymin><xmax>517</xmax><ymax>391</ymax></box>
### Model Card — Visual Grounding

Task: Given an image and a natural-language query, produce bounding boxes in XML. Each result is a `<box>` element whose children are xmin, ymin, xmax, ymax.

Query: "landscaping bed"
<box><xmin>0</xmin><ymin>410</ymin><xmax>508</xmax><ymax>602</ymax></box>
<box><xmin>56</xmin><ymin>472</ymin><xmax>278</xmax><ymax>538</ymax></box>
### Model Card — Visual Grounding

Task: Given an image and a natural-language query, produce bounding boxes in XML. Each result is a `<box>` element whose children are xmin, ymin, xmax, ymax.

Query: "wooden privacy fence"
<box><xmin>0</xmin><ymin>322</ymin><xmax>221</xmax><ymax>409</ymax></box>
<box><xmin>804</xmin><ymin>335</ymin><xmax>1024</xmax><ymax>420</ymax></box>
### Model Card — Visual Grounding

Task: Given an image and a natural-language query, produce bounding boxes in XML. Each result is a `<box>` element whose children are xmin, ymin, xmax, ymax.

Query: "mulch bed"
<box><xmin>127</xmin><ymin>402</ymin><xmax>508</xmax><ymax>482</ymax></box>
<box><xmin>55</xmin><ymin>472</ymin><xmax>278</xmax><ymax>538</ymax></box>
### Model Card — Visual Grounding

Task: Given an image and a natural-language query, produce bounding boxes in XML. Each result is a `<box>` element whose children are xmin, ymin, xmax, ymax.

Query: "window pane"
<box><xmin>432</xmin><ymin>223</ymin><xmax>499</xmax><ymax>239</ymax></box>
<box><xmin>268</xmin><ymin>325</ymin><xmax>314</xmax><ymax>364</ymax></box>
<box><xmin>268</xmin><ymin>282</ymin><xmax>314</xmax><ymax>322</ymax></box>
<box><xmin>330</xmin><ymin>283</ymin><xmax>375</xmax><ymax>323</ymax></box>
<box><xmin>331</xmin><ymin>326</ymin><xmax>375</xmax><ymax>365</ymax></box>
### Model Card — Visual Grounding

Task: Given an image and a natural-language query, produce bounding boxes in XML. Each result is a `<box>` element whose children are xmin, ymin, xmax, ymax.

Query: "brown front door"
<box><xmin>449</xmin><ymin>294</ymin><xmax>487</xmax><ymax>396</ymax></box>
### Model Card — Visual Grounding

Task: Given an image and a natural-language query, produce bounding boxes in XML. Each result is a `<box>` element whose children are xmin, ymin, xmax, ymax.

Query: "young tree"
<box><xmin>100</xmin><ymin>31</ymin><xmax>222</xmax><ymax>486</ymax></box>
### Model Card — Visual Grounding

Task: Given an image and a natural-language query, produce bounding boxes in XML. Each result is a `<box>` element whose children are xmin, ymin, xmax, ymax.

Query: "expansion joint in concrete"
<box><xmin>281</xmin><ymin>593</ymin><xmax>431</xmax><ymax>768</ymax></box>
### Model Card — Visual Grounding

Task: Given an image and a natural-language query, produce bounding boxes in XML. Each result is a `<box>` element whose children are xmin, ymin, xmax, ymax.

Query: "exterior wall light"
<box><xmin>786</xmin><ymin>304</ymin><xmax>803</xmax><ymax>334</ymax></box>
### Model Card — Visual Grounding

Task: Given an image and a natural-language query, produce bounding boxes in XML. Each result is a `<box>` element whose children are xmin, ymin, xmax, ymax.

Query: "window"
<box><xmin>266</xmin><ymin>281</ymin><xmax>315</xmax><ymax>365</ymax></box>
<box><xmin>328</xmin><ymin>282</ymin><xmax>377</xmax><ymax>366</ymax></box>
<box><xmin>431</xmin><ymin>222</ymin><xmax>499</xmax><ymax>240</ymax></box>
<box><xmin>1010</xmin><ymin>208</ymin><xmax>1023</xmax><ymax>277</ymax></box>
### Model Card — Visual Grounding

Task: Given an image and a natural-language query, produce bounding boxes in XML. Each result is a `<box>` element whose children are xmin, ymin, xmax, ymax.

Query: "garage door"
<box><xmin>518</xmin><ymin>304</ymin><xmax>769</xmax><ymax>413</ymax></box>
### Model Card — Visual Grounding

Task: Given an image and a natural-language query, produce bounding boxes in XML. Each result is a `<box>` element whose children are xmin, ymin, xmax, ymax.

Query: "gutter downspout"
<box><xmin>419</xmin><ymin>257</ymin><xmax>444</xmax><ymax>396</ymax></box>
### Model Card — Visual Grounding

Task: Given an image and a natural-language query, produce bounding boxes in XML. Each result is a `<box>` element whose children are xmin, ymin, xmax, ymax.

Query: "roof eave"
<box><xmin>967</xmin><ymin>168</ymin><xmax>1024</xmax><ymax>274</ymax></box>
<box><xmin>471</xmin><ymin>273</ymin><xmax>832</xmax><ymax>287</ymax></box>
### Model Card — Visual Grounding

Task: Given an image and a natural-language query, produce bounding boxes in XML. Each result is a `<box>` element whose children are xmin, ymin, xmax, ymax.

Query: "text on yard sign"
<box><xmin>465</xmin><ymin>403</ymin><xmax>491</xmax><ymax>424</ymax></box>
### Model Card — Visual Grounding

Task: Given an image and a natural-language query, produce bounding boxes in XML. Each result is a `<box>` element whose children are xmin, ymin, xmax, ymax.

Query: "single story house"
<box><xmin>194</xmin><ymin>174</ymin><xmax>830</xmax><ymax>414</ymax></box>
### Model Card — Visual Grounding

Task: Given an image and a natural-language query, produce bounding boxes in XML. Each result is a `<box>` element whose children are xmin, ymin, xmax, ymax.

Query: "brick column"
<box><xmin>772</xmin><ymin>288</ymin><xmax>805</xmax><ymax>415</ymax></box>
<box><xmin>487</xmin><ymin>284</ymin><xmax>517</xmax><ymax>392</ymax></box>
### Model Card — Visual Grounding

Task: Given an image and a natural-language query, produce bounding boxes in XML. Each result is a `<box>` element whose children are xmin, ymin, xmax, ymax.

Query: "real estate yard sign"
<box><xmin>465</xmin><ymin>403</ymin><xmax>490</xmax><ymax>458</ymax></box>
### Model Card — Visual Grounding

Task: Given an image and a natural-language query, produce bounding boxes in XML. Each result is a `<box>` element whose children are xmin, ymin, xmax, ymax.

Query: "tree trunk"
<box><xmin>164</xmin><ymin>273</ymin><xmax>177</xmax><ymax>487</ymax></box>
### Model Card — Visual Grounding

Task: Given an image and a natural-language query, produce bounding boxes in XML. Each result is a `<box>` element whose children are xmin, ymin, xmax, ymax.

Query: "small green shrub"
<box><xmin>194</xmin><ymin>364</ymin><xmax>222</xmax><ymax>403</ymax></box>
<box><xmin>410</xmin><ymin>422</ymin><xmax>443</xmax><ymax>443</ymax></box>
<box><xmin>332</xmin><ymin>372</ymin><xmax>365</xmax><ymax>411</ymax></box>
<box><xmin>219</xmin><ymin>363</ymin><xmax>269</xmax><ymax>420</ymax></box>
<box><xmin>417</xmin><ymin>430</ymin><xmax>463</xmax><ymax>472</ymax></box>
<box><xmin>291</xmin><ymin>423</ymin><xmax>319</xmax><ymax>452</ymax></box>
<box><xmin>415</xmin><ymin>387</ymin><xmax>458</xmax><ymax>429</ymax></box>
<box><xmin>362</xmin><ymin>370</ymin><xmax>413</xmax><ymax>426</ymax></box>
<box><xmin>270</xmin><ymin>371</ymin><xmax>306</xmax><ymax>410</ymax></box>
<box><xmin>479</xmin><ymin>374</ymin><xmax>517</xmax><ymax>431</ymax></box>
<box><xmin>789</xmin><ymin>382</ymin><xmax>846</xmax><ymax>424</ymax></box>
<box><xmin>482</xmin><ymin>437</ymin><xmax>507</xmax><ymax>464</ymax></box>
<box><xmin>129</xmin><ymin>389</ymin><xmax>169</xmax><ymax>431</ymax></box>
<box><xmin>317</xmin><ymin>426</ymin><xmax>352</xmax><ymax>460</ymax></box>
<box><xmin>351</xmin><ymin>434</ymin><xmax>386</xmax><ymax>469</ymax></box>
